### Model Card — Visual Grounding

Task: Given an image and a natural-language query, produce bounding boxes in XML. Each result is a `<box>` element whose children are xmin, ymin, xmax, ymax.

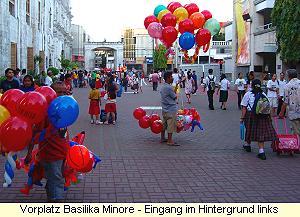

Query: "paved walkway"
<box><xmin>1</xmin><ymin>83</ymin><xmax>300</xmax><ymax>202</ymax></box>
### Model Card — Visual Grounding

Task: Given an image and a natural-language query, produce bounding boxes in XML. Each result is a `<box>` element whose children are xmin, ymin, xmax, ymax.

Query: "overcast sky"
<box><xmin>71</xmin><ymin>0</ymin><xmax>233</xmax><ymax>42</ymax></box>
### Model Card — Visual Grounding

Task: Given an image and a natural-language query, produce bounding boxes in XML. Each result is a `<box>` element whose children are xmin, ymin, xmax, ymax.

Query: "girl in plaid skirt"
<box><xmin>240</xmin><ymin>79</ymin><xmax>277</xmax><ymax>160</ymax></box>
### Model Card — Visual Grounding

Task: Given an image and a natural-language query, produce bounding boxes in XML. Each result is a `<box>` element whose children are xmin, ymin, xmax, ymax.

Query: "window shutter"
<box><xmin>39</xmin><ymin>51</ymin><xmax>45</xmax><ymax>71</ymax></box>
<box><xmin>27</xmin><ymin>47</ymin><xmax>34</xmax><ymax>71</ymax></box>
<box><xmin>11</xmin><ymin>43</ymin><xmax>17</xmax><ymax>69</ymax></box>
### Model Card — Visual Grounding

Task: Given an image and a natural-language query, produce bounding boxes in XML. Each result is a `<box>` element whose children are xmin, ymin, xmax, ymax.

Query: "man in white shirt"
<box><xmin>204</xmin><ymin>69</ymin><xmax>216</xmax><ymax>110</ymax></box>
<box><xmin>235</xmin><ymin>73</ymin><xmax>247</xmax><ymax>109</ymax></box>
<box><xmin>267</xmin><ymin>73</ymin><xmax>279</xmax><ymax>116</ymax></box>
<box><xmin>277</xmin><ymin>72</ymin><xmax>287</xmax><ymax>115</ymax></box>
<box><xmin>45</xmin><ymin>70</ymin><xmax>53</xmax><ymax>86</ymax></box>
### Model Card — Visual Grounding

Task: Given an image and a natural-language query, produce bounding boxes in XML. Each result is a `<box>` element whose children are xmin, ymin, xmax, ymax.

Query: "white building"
<box><xmin>0</xmin><ymin>0</ymin><xmax>72</xmax><ymax>75</ymax></box>
<box><xmin>71</xmin><ymin>24</ymin><xmax>89</xmax><ymax>68</ymax></box>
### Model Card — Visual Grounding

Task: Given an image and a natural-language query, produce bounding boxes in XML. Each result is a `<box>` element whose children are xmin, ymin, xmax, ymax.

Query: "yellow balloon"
<box><xmin>157</xmin><ymin>9</ymin><xmax>170</xmax><ymax>22</ymax></box>
<box><xmin>0</xmin><ymin>105</ymin><xmax>10</xmax><ymax>126</ymax></box>
<box><xmin>173</xmin><ymin>7</ymin><xmax>189</xmax><ymax>23</ymax></box>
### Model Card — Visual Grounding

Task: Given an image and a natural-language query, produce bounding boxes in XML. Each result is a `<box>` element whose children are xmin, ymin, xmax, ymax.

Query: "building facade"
<box><xmin>0</xmin><ymin>0</ymin><xmax>72</xmax><ymax>75</ymax></box>
<box><xmin>230</xmin><ymin>0</ymin><xmax>282</xmax><ymax>79</ymax></box>
<box><xmin>84</xmin><ymin>41</ymin><xmax>123</xmax><ymax>71</ymax></box>
<box><xmin>71</xmin><ymin>24</ymin><xmax>89</xmax><ymax>68</ymax></box>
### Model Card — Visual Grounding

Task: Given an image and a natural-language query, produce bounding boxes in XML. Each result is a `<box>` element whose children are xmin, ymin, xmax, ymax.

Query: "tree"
<box><xmin>213</xmin><ymin>33</ymin><xmax>225</xmax><ymax>41</ymax></box>
<box><xmin>34</xmin><ymin>55</ymin><xmax>43</xmax><ymax>74</ymax></box>
<box><xmin>58</xmin><ymin>55</ymin><xmax>71</xmax><ymax>71</ymax></box>
<box><xmin>272</xmin><ymin>0</ymin><xmax>300</xmax><ymax>66</ymax></box>
<box><xmin>153</xmin><ymin>44</ymin><xmax>167</xmax><ymax>70</ymax></box>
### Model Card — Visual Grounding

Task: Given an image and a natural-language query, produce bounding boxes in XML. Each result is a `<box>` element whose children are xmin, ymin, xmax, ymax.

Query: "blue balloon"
<box><xmin>154</xmin><ymin>5</ymin><xmax>167</xmax><ymax>17</ymax></box>
<box><xmin>179</xmin><ymin>32</ymin><xmax>195</xmax><ymax>50</ymax></box>
<box><xmin>48</xmin><ymin>96</ymin><xmax>79</xmax><ymax>128</ymax></box>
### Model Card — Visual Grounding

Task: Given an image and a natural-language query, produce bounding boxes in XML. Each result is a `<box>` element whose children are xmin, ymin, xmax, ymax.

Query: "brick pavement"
<box><xmin>0</xmin><ymin>83</ymin><xmax>300</xmax><ymax>203</ymax></box>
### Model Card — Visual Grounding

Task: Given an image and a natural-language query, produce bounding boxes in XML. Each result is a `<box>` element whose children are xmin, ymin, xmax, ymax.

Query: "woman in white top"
<box><xmin>267</xmin><ymin>73</ymin><xmax>279</xmax><ymax>117</ymax></box>
<box><xmin>185</xmin><ymin>72</ymin><xmax>195</xmax><ymax>104</ymax></box>
<box><xmin>240</xmin><ymin>79</ymin><xmax>277</xmax><ymax>160</ymax></box>
<box><xmin>235</xmin><ymin>73</ymin><xmax>247</xmax><ymax>110</ymax></box>
<box><xmin>217</xmin><ymin>74</ymin><xmax>230</xmax><ymax>110</ymax></box>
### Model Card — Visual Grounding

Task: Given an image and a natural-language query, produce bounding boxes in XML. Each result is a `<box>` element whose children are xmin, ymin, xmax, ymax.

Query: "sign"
<box><xmin>72</xmin><ymin>55</ymin><xmax>85</xmax><ymax>62</ymax></box>
<box><xmin>146</xmin><ymin>57</ymin><xmax>153</xmax><ymax>64</ymax></box>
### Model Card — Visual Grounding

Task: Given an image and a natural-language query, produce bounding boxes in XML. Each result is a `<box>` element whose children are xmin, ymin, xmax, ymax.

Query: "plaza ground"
<box><xmin>0</xmin><ymin>84</ymin><xmax>300</xmax><ymax>202</ymax></box>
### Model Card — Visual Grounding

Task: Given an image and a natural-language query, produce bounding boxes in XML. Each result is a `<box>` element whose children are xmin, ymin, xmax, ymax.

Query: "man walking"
<box><xmin>204</xmin><ymin>69</ymin><xmax>216</xmax><ymax>110</ymax></box>
<box><xmin>279</xmin><ymin>69</ymin><xmax>300</xmax><ymax>139</ymax></box>
<box><xmin>152</xmin><ymin>71</ymin><xmax>159</xmax><ymax>91</ymax></box>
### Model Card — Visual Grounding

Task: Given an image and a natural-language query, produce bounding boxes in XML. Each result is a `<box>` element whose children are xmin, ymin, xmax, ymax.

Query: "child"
<box><xmin>132</xmin><ymin>74</ymin><xmax>139</xmax><ymax>94</ymax></box>
<box><xmin>24</xmin><ymin>81</ymin><xmax>69</xmax><ymax>202</ymax></box>
<box><xmin>185</xmin><ymin>72</ymin><xmax>195</xmax><ymax>104</ymax></box>
<box><xmin>89</xmin><ymin>82</ymin><xmax>101</xmax><ymax>125</ymax></box>
<box><xmin>104</xmin><ymin>74</ymin><xmax>119</xmax><ymax>125</ymax></box>
<box><xmin>160</xmin><ymin>71</ymin><xmax>179</xmax><ymax>146</ymax></box>
<box><xmin>0</xmin><ymin>68</ymin><xmax>20</xmax><ymax>93</ymax></box>
<box><xmin>217</xmin><ymin>74</ymin><xmax>230</xmax><ymax>110</ymax></box>
<box><xmin>20</xmin><ymin>75</ymin><xmax>36</xmax><ymax>93</ymax></box>
<box><xmin>267</xmin><ymin>73</ymin><xmax>279</xmax><ymax>117</ymax></box>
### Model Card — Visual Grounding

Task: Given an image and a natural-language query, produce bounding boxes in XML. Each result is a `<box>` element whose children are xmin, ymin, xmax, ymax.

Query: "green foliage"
<box><xmin>272</xmin><ymin>0</ymin><xmax>300</xmax><ymax>65</ymax></box>
<box><xmin>153</xmin><ymin>44</ymin><xmax>167</xmax><ymax>70</ymax></box>
<box><xmin>58</xmin><ymin>56</ymin><xmax>78</xmax><ymax>71</ymax></box>
<box><xmin>213</xmin><ymin>33</ymin><xmax>225</xmax><ymax>41</ymax></box>
<box><xmin>47</xmin><ymin>67</ymin><xmax>59</xmax><ymax>76</ymax></box>
<box><xmin>34</xmin><ymin>55</ymin><xmax>43</xmax><ymax>64</ymax></box>
<box><xmin>0</xmin><ymin>76</ymin><xmax>6</xmax><ymax>82</ymax></box>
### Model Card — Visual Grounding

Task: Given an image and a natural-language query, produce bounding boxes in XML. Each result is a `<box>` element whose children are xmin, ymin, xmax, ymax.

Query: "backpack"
<box><xmin>252</xmin><ymin>92</ymin><xmax>271</xmax><ymax>116</ymax></box>
<box><xmin>208</xmin><ymin>76</ymin><xmax>216</xmax><ymax>91</ymax></box>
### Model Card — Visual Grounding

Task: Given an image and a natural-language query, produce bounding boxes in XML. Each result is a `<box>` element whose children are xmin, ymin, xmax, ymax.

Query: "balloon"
<box><xmin>162</xmin><ymin>26</ymin><xmax>178</xmax><ymax>45</ymax></box>
<box><xmin>190</xmin><ymin>12</ymin><xmax>206</xmax><ymax>29</ymax></box>
<box><xmin>80</xmin><ymin>155</ymin><xmax>94</xmax><ymax>173</ymax></box>
<box><xmin>139</xmin><ymin>115</ymin><xmax>151</xmax><ymax>129</ymax></box>
<box><xmin>184</xmin><ymin>3</ymin><xmax>199</xmax><ymax>16</ymax></box>
<box><xmin>157</xmin><ymin>9</ymin><xmax>170</xmax><ymax>22</ymax></box>
<box><xmin>3</xmin><ymin>152</ymin><xmax>18</xmax><ymax>187</ymax></box>
<box><xmin>0</xmin><ymin>93</ymin><xmax>2</xmax><ymax>99</ymax></box>
<box><xmin>201</xmin><ymin>10</ymin><xmax>213</xmax><ymax>20</ymax></box>
<box><xmin>35</xmin><ymin>86</ymin><xmax>57</xmax><ymax>105</ymax></box>
<box><xmin>183</xmin><ymin>124</ymin><xmax>191</xmax><ymax>131</ymax></box>
<box><xmin>66</xmin><ymin>145</ymin><xmax>91</xmax><ymax>172</ymax></box>
<box><xmin>0</xmin><ymin>116</ymin><xmax>32</xmax><ymax>152</ymax></box>
<box><xmin>190</xmin><ymin>108</ymin><xmax>197</xmax><ymax>115</ymax></box>
<box><xmin>173</xmin><ymin>7</ymin><xmax>189</xmax><ymax>23</ymax></box>
<box><xmin>16</xmin><ymin>92</ymin><xmax>48</xmax><ymax>124</ymax></box>
<box><xmin>161</xmin><ymin>13</ymin><xmax>177</xmax><ymax>27</ymax></box>
<box><xmin>154</xmin><ymin>5</ymin><xmax>167</xmax><ymax>17</ymax></box>
<box><xmin>204</xmin><ymin>18</ymin><xmax>221</xmax><ymax>36</ymax></box>
<box><xmin>48</xmin><ymin>96</ymin><xmax>80</xmax><ymax>128</ymax></box>
<box><xmin>149</xmin><ymin>114</ymin><xmax>161</xmax><ymax>125</ymax></box>
<box><xmin>147</xmin><ymin>22</ymin><xmax>163</xmax><ymax>39</ymax></box>
<box><xmin>0</xmin><ymin>89</ymin><xmax>24</xmax><ymax>115</ymax></box>
<box><xmin>167</xmin><ymin>2</ymin><xmax>182</xmax><ymax>13</ymax></box>
<box><xmin>184</xmin><ymin>115</ymin><xmax>193</xmax><ymax>125</ymax></box>
<box><xmin>151</xmin><ymin>120</ymin><xmax>163</xmax><ymax>134</ymax></box>
<box><xmin>195</xmin><ymin>28</ymin><xmax>211</xmax><ymax>47</ymax></box>
<box><xmin>178</xmin><ymin>18</ymin><xmax>194</xmax><ymax>34</ymax></box>
<box><xmin>133</xmin><ymin>107</ymin><xmax>146</xmax><ymax>120</ymax></box>
<box><xmin>179</xmin><ymin>32</ymin><xmax>195</xmax><ymax>50</ymax></box>
<box><xmin>144</xmin><ymin>15</ymin><xmax>159</xmax><ymax>29</ymax></box>
<box><xmin>0</xmin><ymin>105</ymin><xmax>10</xmax><ymax>125</ymax></box>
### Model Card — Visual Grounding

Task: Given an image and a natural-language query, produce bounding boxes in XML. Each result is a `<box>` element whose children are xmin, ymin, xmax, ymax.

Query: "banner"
<box><xmin>235</xmin><ymin>0</ymin><xmax>250</xmax><ymax>65</ymax></box>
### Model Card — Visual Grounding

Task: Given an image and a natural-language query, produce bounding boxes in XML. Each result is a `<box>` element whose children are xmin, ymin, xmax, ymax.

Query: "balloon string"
<box><xmin>155</xmin><ymin>39</ymin><xmax>159</xmax><ymax>49</ymax></box>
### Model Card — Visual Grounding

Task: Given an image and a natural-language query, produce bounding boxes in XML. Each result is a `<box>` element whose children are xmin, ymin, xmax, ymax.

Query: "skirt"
<box><xmin>244</xmin><ymin>111</ymin><xmax>277</xmax><ymax>143</ymax></box>
<box><xmin>89</xmin><ymin>100</ymin><xmax>100</xmax><ymax>115</ymax></box>
<box><xmin>219</xmin><ymin>90</ymin><xmax>228</xmax><ymax>102</ymax></box>
<box><xmin>105</xmin><ymin>103</ymin><xmax>117</xmax><ymax>113</ymax></box>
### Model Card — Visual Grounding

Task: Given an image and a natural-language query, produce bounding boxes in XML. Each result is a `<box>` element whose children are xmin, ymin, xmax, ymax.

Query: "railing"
<box><xmin>256</xmin><ymin>23</ymin><xmax>273</xmax><ymax>32</ymax></box>
<box><xmin>212</xmin><ymin>41</ymin><xmax>232</xmax><ymax>47</ymax></box>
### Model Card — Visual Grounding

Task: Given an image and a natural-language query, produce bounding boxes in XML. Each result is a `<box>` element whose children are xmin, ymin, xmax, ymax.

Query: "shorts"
<box><xmin>162</xmin><ymin>112</ymin><xmax>177</xmax><ymax>133</ymax></box>
<box><xmin>42</xmin><ymin>160</ymin><xmax>65</xmax><ymax>200</ymax></box>
<box><xmin>219</xmin><ymin>90</ymin><xmax>228</xmax><ymax>102</ymax></box>
<box><xmin>105</xmin><ymin>103</ymin><xmax>117</xmax><ymax>113</ymax></box>
<box><xmin>268</xmin><ymin>97</ymin><xmax>278</xmax><ymax>108</ymax></box>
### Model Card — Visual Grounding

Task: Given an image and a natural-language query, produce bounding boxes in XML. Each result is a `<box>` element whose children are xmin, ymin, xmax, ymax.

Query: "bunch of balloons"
<box><xmin>133</xmin><ymin>107</ymin><xmax>163</xmax><ymax>134</ymax></box>
<box><xmin>3</xmin><ymin>153</ymin><xmax>20</xmax><ymax>188</ymax></box>
<box><xmin>176</xmin><ymin>108</ymin><xmax>204</xmax><ymax>133</ymax></box>
<box><xmin>144</xmin><ymin>2</ymin><xmax>221</xmax><ymax>63</ymax></box>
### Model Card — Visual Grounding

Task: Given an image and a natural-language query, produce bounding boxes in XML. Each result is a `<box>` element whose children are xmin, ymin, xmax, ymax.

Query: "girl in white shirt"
<box><xmin>235</xmin><ymin>73</ymin><xmax>247</xmax><ymax>109</ymax></box>
<box><xmin>217</xmin><ymin>74</ymin><xmax>230</xmax><ymax>110</ymax></box>
<box><xmin>240</xmin><ymin>79</ymin><xmax>277</xmax><ymax>160</ymax></box>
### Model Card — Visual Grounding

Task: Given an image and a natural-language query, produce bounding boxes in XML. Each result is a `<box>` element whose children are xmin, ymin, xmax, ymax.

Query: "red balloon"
<box><xmin>162</xmin><ymin>26</ymin><xmax>178</xmax><ymax>45</ymax></box>
<box><xmin>167</xmin><ymin>2</ymin><xmax>182</xmax><ymax>13</ymax></box>
<box><xmin>178</xmin><ymin>19</ymin><xmax>194</xmax><ymax>34</ymax></box>
<box><xmin>149</xmin><ymin>114</ymin><xmax>161</xmax><ymax>125</ymax></box>
<box><xmin>201</xmin><ymin>10</ymin><xmax>212</xmax><ymax>20</ymax></box>
<box><xmin>139</xmin><ymin>115</ymin><xmax>151</xmax><ymax>129</ymax></box>
<box><xmin>66</xmin><ymin>145</ymin><xmax>91</xmax><ymax>172</ymax></box>
<box><xmin>161</xmin><ymin>13</ymin><xmax>177</xmax><ymax>27</ymax></box>
<box><xmin>80</xmin><ymin>156</ymin><xmax>94</xmax><ymax>173</ymax></box>
<box><xmin>35</xmin><ymin>86</ymin><xmax>57</xmax><ymax>105</ymax></box>
<box><xmin>144</xmin><ymin>15</ymin><xmax>159</xmax><ymax>29</ymax></box>
<box><xmin>0</xmin><ymin>89</ymin><xmax>24</xmax><ymax>115</ymax></box>
<box><xmin>183</xmin><ymin>108</ymin><xmax>190</xmax><ymax>115</ymax></box>
<box><xmin>184</xmin><ymin>3</ymin><xmax>200</xmax><ymax>16</ymax></box>
<box><xmin>151</xmin><ymin>120</ymin><xmax>163</xmax><ymax>134</ymax></box>
<box><xmin>0</xmin><ymin>116</ymin><xmax>32</xmax><ymax>152</ymax></box>
<box><xmin>190</xmin><ymin>108</ymin><xmax>197</xmax><ymax>115</ymax></box>
<box><xmin>195</xmin><ymin>28</ymin><xmax>211</xmax><ymax>47</ymax></box>
<box><xmin>16</xmin><ymin>92</ymin><xmax>48</xmax><ymax>124</ymax></box>
<box><xmin>133</xmin><ymin>107</ymin><xmax>146</xmax><ymax>120</ymax></box>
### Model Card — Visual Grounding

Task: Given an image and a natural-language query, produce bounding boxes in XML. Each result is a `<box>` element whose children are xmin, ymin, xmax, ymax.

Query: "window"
<box><xmin>49</xmin><ymin>8</ymin><xmax>52</xmax><ymax>28</ymax></box>
<box><xmin>9</xmin><ymin>0</ymin><xmax>15</xmax><ymax>16</ymax></box>
<box><xmin>38</xmin><ymin>1</ymin><xmax>41</xmax><ymax>30</ymax></box>
<box><xmin>26</xmin><ymin>0</ymin><xmax>30</xmax><ymax>25</ymax></box>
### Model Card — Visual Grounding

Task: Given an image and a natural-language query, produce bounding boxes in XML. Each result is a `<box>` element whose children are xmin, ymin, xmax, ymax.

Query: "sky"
<box><xmin>71</xmin><ymin>0</ymin><xmax>233</xmax><ymax>42</ymax></box>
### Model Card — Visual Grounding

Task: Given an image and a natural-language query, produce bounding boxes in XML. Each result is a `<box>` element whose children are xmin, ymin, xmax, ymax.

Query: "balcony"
<box><xmin>254</xmin><ymin>27</ymin><xmax>277</xmax><ymax>53</ymax></box>
<box><xmin>254</xmin><ymin>0</ymin><xmax>275</xmax><ymax>12</ymax></box>
<box><xmin>254</xmin><ymin>23</ymin><xmax>275</xmax><ymax>36</ymax></box>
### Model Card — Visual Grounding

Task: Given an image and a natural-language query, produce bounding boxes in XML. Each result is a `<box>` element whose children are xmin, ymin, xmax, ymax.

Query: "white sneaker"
<box><xmin>95</xmin><ymin>120</ymin><xmax>100</xmax><ymax>125</ymax></box>
<box><xmin>90</xmin><ymin>120</ymin><xmax>94</xmax><ymax>124</ymax></box>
